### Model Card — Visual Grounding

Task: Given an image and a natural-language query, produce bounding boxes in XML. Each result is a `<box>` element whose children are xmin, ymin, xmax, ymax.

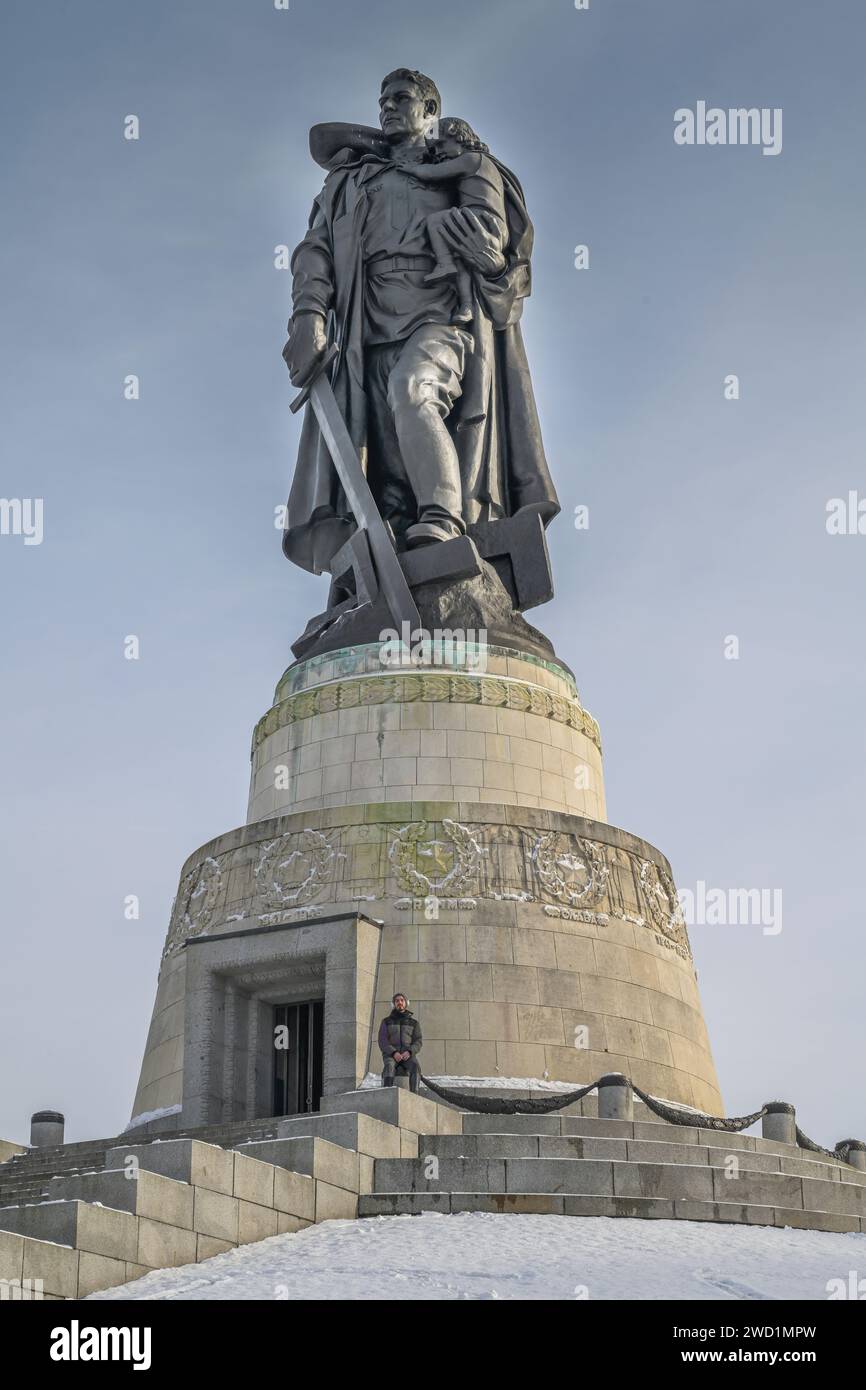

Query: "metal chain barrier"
<box><xmin>418</xmin><ymin>1072</ymin><xmax>859</xmax><ymax>1165</ymax></box>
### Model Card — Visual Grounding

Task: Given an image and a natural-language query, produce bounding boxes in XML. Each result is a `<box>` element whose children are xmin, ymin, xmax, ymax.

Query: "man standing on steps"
<box><xmin>379</xmin><ymin>992</ymin><xmax>423</xmax><ymax>1093</ymax></box>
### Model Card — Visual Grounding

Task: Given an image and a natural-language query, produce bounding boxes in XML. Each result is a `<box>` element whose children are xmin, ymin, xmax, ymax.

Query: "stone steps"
<box><xmin>0</xmin><ymin>1098</ymin><xmax>440</xmax><ymax>1298</ymax></box>
<box><xmin>420</xmin><ymin>1131</ymin><xmax>865</xmax><ymax>1182</ymax></box>
<box><xmin>319</xmin><ymin>1088</ymin><xmax>866</xmax><ymax>1237</ymax></box>
<box><xmin>0</xmin><ymin>1134</ymin><xmax>362</xmax><ymax>1299</ymax></box>
<box><xmin>3</xmin><ymin>1084</ymin><xmax>860</xmax><ymax>1290</ymax></box>
<box><xmin>457</xmin><ymin>1112</ymin><xmax>849</xmax><ymax>1170</ymax></box>
<box><xmin>372</xmin><ymin>1152</ymin><xmax>866</xmax><ymax>1209</ymax></box>
<box><xmin>0</xmin><ymin>1116</ymin><xmax>292</xmax><ymax>1206</ymax></box>
<box><xmin>358</xmin><ymin>1190</ymin><xmax>864</xmax><ymax>1233</ymax></box>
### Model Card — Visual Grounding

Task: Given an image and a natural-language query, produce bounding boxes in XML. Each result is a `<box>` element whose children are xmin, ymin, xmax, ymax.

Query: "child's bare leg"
<box><xmin>454</xmin><ymin>265</ymin><xmax>474</xmax><ymax>323</ymax></box>
<box><xmin>424</xmin><ymin>210</ymin><xmax>459</xmax><ymax>282</ymax></box>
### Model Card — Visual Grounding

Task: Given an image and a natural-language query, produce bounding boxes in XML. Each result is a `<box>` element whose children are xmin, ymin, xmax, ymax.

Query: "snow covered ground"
<box><xmin>88</xmin><ymin>1213</ymin><xmax>866</xmax><ymax>1301</ymax></box>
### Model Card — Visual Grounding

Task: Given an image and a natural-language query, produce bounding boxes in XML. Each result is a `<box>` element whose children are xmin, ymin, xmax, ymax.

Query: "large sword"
<box><xmin>290</xmin><ymin>343</ymin><xmax>421</xmax><ymax>636</ymax></box>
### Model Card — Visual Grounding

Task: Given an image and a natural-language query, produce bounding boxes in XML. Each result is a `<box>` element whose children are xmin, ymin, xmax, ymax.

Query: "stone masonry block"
<box><xmin>706</xmin><ymin>1146</ymin><xmax>781</xmax><ymax>1176</ymax></box>
<box><xmin>401</xmin><ymin>1129</ymin><xmax>420</xmax><ymax>1157</ymax></box>
<box><xmin>320</xmin><ymin>1087</ymin><xmax>460</xmax><ymax>1135</ymax></box>
<box><xmin>491</xmin><ymin>964</ymin><xmax>540</xmax><ymax>1005</ymax></box>
<box><xmin>21</xmin><ymin>1236</ymin><xmax>79</xmax><ymax>1299</ymax></box>
<box><xmin>77</xmin><ymin>1252</ymin><xmax>128</xmax><ymax>1299</ymax></box>
<box><xmin>272</xmin><ymin>1168</ymin><xmax>316</xmax><ymax>1222</ymax></box>
<box><xmin>192</xmin><ymin>1188</ymin><xmax>239</xmax><ymax>1244</ymax></box>
<box><xmin>453</xmin><ymin>1193</ymin><xmax>565</xmax><ymax>1216</ymax></box>
<box><xmin>276</xmin><ymin>1212</ymin><xmax>312</xmax><ymax>1235</ymax></box>
<box><xmin>137</xmin><ymin>1218</ymin><xmax>198</xmax><ymax>1271</ymax></box>
<box><xmin>614</xmin><ymin>1162</ymin><xmax>713</xmax><ymax>1203</ymax></box>
<box><xmin>237</xmin><ymin>1201</ymin><xmax>279</xmax><ymax>1246</ymax></box>
<box><xmin>233</xmin><ymin>1152</ymin><xmax>276</xmax><ymax>1208</ymax></box>
<box><xmin>801</xmin><ymin>1178</ymin><xmax>866</xmax><ymax>1218</ymax></box>
<box><xmin>443</xmin><ymin>962</ymin><xmax>494</xmax><ymax>1001</ymax></box>
<box><xmin>76</xmin><ymin>1203</ymin><xmax>139</xmax><ymax>1263</ymax></box>
<box><xmin>625</xmin><ymin>1140</ymin><xmax>710</xmax><ymax>1167</ymax></box>
<box><xmin>359</xmin><ymin>1154</ymin><xmax>375</xmax><ymax>1194</ymax></box>
<box><xmin>467</xmin><ymin>1001</ymin><xmax>519</xmax><ymax>1041</ymax></box>
<box><xmin>444</xmin><ymin>1040</ymin><xmax>497</xmax><ymax>1075</ymax></box>
<box><xmin>631</xmin><ymin>1121</ymin><xmax>698</xmax><ymax>1144</ymax></box>
<box><xmin>539</xmin><ymin>1136</ymin><xmax>628</xmax><ymax>1162</ymax></box>
<box><xmin>197</xmin><ymin>1235</ymin><xmax>234</xmax><ymax>1260</ymax></box>
<box><xmin>673</xmin><ymin>1200</ymin><xmax>775</xmax><ymax>1227</ymax></box>
<box><xmin>50</xmin><ymin>1170</ymin><xmax>194</xmax><ymax>1231</ymax></box>
<box><xmin>276</xmin><ymin>1110</ymin><xmax>402</xmax><ymax>1158</ymax></box>
<box><xmin>106</xmin><ymin>1139</ymin><xmax>234</xmax><ymax>1195</ymax></box>
<box><xmin>0</xmin><ymin>1228</ymin><xmax>25</xmax><ymax>1284</ymax></box>
<box><xmin>711</xmin><ymin>1170</ymin><xmax>804</xmax><ymax>1210</ymax></box>
<box><xmin>775</xmin><ymin>1207</ymin><xmax>861</xmax><ymax>1234</ymax></box>
<box><xmin>463</xmin><ymin>1113</ymin><xmax>562</xmax><ymax>1136</ymax></box>
<box><xmin>506</xmin><ymin>1158</ymin><xmax>614</xmax><ymax>1195</ymax></box>
<box><xmin>516</xmin><ymin>1004</ymin><xmax>566</xmax><ymax>1045</ymax></box>
<box><xmin>359</xmin><ymin>1193</ymin><xmax>451</xmax><ymax>1217</ymax></box>
<box><xmin>239</xmin><ymin>1138</ymin><xmax>358</xmax><ymax>1193</ymax></box>
<box><xmin>315</xmin><ymin>1182</ymin><xmax>358</xmax><ymax>1222</ymax></box>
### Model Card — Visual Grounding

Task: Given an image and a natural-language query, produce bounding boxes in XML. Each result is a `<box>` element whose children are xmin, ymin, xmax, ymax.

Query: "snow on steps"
<box><xmin>0</xmin><ymin>1133</ymin><xmax>361</xmax><ymax>1299</ymax></box>
<box><xmin>2</xmin><ymin>1088</ymin><xmax>864</xmax><ymax>1299</ymax></box>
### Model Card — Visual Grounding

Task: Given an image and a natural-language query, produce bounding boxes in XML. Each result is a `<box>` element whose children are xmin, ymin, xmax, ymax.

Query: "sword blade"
<box><xmin>307</xmin><ymin>374</ymin><xmax>422</xmax><ymax>637</ymax></box>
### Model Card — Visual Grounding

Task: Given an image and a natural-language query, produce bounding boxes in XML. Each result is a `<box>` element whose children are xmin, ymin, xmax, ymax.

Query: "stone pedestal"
<box><xmin>247</xmin><ymin>645</ymin><xmax>605</xmax><ymax>823</ymax></box>
<box><xmin>130</xmin><ymin>642</ymin><xmax>722</xmax><ymax>1128</ymax></box>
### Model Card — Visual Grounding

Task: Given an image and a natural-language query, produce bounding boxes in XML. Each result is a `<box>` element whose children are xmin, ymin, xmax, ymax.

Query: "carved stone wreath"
<box><xmin>389</xmin><ymin>819</ymin><xmax>483</xmax><ymax>899</ymax></box>
<box><xmin>254</xmin><ymin>829</ymin><xmax>344</xmax><ymax>914</ymax></box>
<box><xmin>638</xmin><ymin>858</ymin><xmax>691</xmax><ymax>954</ymax></box>
<box><xmin>162</xmin><ymin>856</ymin><xmax>223</xmax><ymax>961</ymax></box>
<box><xmin>529</xmin><ymin>832</ymin><xmax>609</xmax><ymax>908</ymax></box>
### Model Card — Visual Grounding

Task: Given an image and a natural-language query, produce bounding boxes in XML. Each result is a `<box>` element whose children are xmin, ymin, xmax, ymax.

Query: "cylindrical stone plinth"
<box><xmin>597</xmin><ymin>1074</ymin><xmax>633</xmax><ymax>1120</ymax></box>
<box><xmin>762</xmin><ymin>1103</ymin><xmax>796</xmax><ymax>1145</ymax></box>
<box><xmin>30</xmin><ymin>1110</ymin><xmax>64</xmax><ymax>1148</ymax></box>
<box><xmin>844</xmin><ymin>1141</ymin><xmax>866</xmax><ymax>1172</ymax></box>
<box><xmin>247</xmin><ymin>643</ymin><xmax>606</xmax><ymax>824</ymax></box>
<box><xmin>130</xmin><ymin>642</ymin><xmax>724</xmax><ymax>1127</ymax></box>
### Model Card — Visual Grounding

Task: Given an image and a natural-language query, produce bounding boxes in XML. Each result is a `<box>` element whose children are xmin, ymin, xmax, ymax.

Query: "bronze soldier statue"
<box><xmin>281</xmin><ymin>68</ymin><xmax>560</xmax><ymax>657</ymax></box>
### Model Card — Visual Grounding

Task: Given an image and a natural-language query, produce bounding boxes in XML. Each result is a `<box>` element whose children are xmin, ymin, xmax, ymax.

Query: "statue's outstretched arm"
<box><xmin>309</xmin><ymin>122</ymin><xmax>389</xmax><ymax>168</ymax></box>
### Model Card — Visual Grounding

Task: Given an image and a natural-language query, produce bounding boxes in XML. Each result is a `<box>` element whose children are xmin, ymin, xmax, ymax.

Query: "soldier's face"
<box><xmin>378</xmin><ymin>80</ymin><xmax>436</xmax><ymax>141</ymax></box>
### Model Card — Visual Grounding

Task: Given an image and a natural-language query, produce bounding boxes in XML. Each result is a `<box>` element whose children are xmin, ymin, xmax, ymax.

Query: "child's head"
<box><xmin>432</xmin><ymin>116</ymin><xmax>489</xmax><ymax>159</ymax></box>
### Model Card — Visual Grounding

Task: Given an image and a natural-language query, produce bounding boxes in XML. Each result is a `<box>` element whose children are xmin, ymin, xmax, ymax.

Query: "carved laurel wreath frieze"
<box><xmin>161</xmin><ymin>821</ymin><xmax>692</xmax><ymax>962</ymax></box>
<box><xmin>389</xmin><ymin>819</ymin><xmax>485</xmax><ymax>901</ymax></box>
<box><xmin>251</xmin><ymin>672</ymin><xmax>602</xmax><ymax>755</ymax></box>
<box><xmin>254</xmin><ymin>828</ymin><xmax>344</xmax><ymax>918</ymax></box>
<box><xmin>530</xmin><ymin>832</ymin><xmax>609</xmax><ymax>908</ymax></box>
<box><xmin>636</xmin><ymin>858</ymin><xmax>692</xmax><ymax>956</ymax></box>
<box><xmin>162</xmin><ymin>856</ymin><xmax>223</xmax><ymax>961</ymax></box>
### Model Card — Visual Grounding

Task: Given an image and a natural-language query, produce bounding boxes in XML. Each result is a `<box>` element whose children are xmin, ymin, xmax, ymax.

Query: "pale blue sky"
<box><xmin>1</xmin><ymin>0</ymin><xmax>864</xmax><ymax>1146</ymax></box>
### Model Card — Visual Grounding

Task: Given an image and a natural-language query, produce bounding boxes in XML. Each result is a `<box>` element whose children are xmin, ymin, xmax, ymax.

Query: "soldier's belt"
<box><xmin>366</xmin><ymin>254</ymin><xmax>436</xmax><ymax>273</ymax></box>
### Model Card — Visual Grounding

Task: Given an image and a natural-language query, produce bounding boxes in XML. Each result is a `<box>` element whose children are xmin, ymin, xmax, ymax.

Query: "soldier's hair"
<box><xmin>380</xmin><ymin>68</ymin><xmax>441</xmax><ymax>116</ymax></box>
<box><xmin>436</xmin><ymin>116</ymin><xmax>489</xmax><ymax>155</ymax></box>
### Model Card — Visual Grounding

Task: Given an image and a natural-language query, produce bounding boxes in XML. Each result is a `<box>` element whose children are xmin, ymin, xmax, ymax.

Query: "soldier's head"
<box><xmin>379</xmin><ymin>69</ymin><xmax>441</xmax><ymax>143</ymax></box>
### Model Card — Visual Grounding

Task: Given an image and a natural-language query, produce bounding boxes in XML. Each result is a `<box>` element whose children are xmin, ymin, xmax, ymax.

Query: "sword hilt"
<box><xmin>289</xmin><ymin>342</ymin><xmax>340</xmax><ymax>415</ymax></box>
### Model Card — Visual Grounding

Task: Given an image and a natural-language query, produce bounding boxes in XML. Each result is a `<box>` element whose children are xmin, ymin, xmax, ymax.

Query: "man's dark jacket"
<box><xmin>378</xmin><ymin>1008</ymin><xmax>422</xmax><ymax>1060</ymax></box>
